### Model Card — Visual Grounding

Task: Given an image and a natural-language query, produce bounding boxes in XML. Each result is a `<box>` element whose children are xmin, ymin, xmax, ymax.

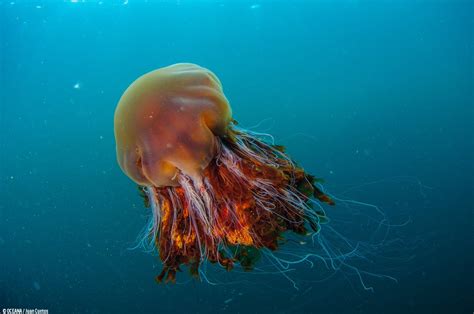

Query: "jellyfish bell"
<box><xmin>114</xmin><ymin>63</ymin><xmax>231</xmax><ymax>187</ymax></box>
<box><xmin>114</xmin><ymin>63</ymin><xmax>335</xmax><ymax>283</ymax></box>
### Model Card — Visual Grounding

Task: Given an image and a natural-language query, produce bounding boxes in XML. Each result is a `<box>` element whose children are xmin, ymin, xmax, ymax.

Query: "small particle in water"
<box><xmin>123</xmin><ymin>0</ymin><xmax>129</xmax><ymax>5</ymax></box>
<box><xmin>10</xmin><ymin>176</ymin><xmax>14</xmax><ymax>180</ymax></box>
<box><xmin>99</xmin><ymin>135</ymin><xmax>104</xmax><ymax>140</ymax></box>
<box><xmin>250</xmin><ymin>4</ymin><xmax>260</xmax><ymax>9</ymax></box>
<box><xmin>73</xmin><ymin>82</ymin><xmax>80</xmax><ymax>89</ymax></box>
<box><xmin>36</xmin><ymin>5</ymin><xmax>42</xmax><ymax>9</ymax></box>
<box><xmin>224</xmin><ymin>298</ymin><xmax>233</xmax><ymax>304</ymax></box>
<box><xmin>33</xmin><ymin>281</ymin><xmax>41</xmax><ymax>290</ymax></box>
<box><xmin>329</xmin><ymin>170</ymin><xmax>334</xmax><ymax>175</ymax></box>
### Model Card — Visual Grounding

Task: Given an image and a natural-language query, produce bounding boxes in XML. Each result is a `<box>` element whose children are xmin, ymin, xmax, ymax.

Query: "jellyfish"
<box><xmin>114</xmin><ymin>63</ymin><xmax>335</xmax><ymax>283</ymax></box>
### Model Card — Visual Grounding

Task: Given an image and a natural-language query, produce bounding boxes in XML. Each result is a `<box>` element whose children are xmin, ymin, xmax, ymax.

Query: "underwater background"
<box><xmin>0</xmin><ymin>0</ymin><xmax>472</xmax><ymax>313</ymax></box>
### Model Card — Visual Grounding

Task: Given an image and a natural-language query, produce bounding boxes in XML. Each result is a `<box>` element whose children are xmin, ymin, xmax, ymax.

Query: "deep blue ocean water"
<box><xmin>0</xmin><ymin>1</ymin><xmax>472</xmax><ymax>313</ymax></box>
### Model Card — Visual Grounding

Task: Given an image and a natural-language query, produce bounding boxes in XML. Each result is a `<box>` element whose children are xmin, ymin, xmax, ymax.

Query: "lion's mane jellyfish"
<box><xmin>114</xmin><ymin>63</ymin><xmax>335</xmax><ymax>283</ymax></box>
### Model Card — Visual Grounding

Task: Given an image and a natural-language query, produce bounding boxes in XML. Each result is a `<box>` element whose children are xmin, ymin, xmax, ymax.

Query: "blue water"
<box><xmin>1</xmin><ymin>1</ymin><xmax>472</xmax><ymax>313</ymax></box>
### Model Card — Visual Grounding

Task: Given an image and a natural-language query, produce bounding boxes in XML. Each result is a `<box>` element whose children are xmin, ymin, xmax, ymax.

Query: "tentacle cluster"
<box><xmin>139</xmin><ymin>126</ymin><xmax>334</xmax><ymax>283</ymax></box>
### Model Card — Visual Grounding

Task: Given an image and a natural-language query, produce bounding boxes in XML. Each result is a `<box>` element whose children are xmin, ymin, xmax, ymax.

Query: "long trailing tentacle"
<box><xmin>137</xmin><ymin>124</ymin><xmax>334</xmax><ymax>283</ymax></box>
